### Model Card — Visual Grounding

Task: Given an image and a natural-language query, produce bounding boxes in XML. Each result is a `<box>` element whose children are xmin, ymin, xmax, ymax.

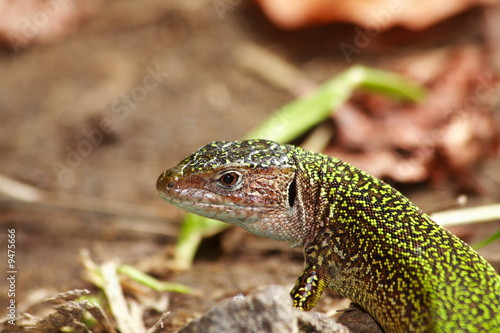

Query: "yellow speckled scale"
<box><xmin>157</xmin><ymin>140</ymin><xmax>500</xmax><ymax>333</ymax></box>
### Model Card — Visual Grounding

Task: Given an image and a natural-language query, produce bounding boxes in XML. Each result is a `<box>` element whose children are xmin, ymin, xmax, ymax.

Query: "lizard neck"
<box><xmin>285</xmin><ymin>145</ymin><xmax>341</xmax><ymax>247</ymax></box>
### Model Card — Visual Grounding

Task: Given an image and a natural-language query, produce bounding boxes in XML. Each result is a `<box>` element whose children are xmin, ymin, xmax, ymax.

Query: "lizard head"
<box><xmin>157</xmin><ymin>139</ymin><xmax>307</xmax><ymax>246</ymax></box>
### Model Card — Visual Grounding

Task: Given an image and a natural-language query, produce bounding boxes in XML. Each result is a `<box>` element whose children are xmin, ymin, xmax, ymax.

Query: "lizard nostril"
<box><xmin>157</xmin><ymin>172</ymin><xmax>177</xmax><ymax>192</ymax></box>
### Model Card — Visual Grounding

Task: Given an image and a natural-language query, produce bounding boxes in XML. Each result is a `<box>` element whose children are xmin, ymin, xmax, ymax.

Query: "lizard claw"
<box><xmin>291</xmin><ymin>266</ymin><xmax>327</xmax><ymax>311</ymax></box>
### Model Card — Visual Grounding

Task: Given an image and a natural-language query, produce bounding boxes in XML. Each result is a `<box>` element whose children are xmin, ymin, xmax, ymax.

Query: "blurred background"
<box><xmin>0</xmin><ymin>0</ymin><xmax>499</xmax><ymax>330</ymax></box>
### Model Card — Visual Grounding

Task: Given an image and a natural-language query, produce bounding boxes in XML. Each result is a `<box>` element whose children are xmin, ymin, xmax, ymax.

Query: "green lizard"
<box><xmin>157</xmin><ymin>139</ymin><xmax>500</xmax><ymax>332</ymax></box>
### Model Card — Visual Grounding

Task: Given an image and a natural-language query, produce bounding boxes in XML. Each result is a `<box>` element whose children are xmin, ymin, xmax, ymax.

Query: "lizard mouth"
<box><xmin>158</xmin><ymin>186</ymin><xmax>272</xmax><ymax>223</ymax></box>
<box><xmin>159</xmin><ymin>188</ymin><xmax>269</xmax><ymax>209</ymax></box>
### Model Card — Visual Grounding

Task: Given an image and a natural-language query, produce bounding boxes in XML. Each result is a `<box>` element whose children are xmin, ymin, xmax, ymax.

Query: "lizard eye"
<box><xmin>219</xmin><ymin>171</ymin><xmax>240</xmax><ymax>187</ymax></box>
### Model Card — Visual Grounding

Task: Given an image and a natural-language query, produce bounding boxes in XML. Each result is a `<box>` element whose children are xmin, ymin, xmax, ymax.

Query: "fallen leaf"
<box><xmin>254</xmin><ymin>0</ymin><xmax>499</xmax><ymax>30</ymax></box>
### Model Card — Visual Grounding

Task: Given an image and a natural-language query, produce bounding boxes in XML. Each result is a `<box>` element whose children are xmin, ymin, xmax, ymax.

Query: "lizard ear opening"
<box><xmin>288</xmin><ymin>179</ymin><xmax>297</xmax><ymax>207</ymax></box>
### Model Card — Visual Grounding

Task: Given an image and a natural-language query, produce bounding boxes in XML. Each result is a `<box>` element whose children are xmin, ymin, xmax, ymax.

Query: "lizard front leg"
<box><xmin>291</xmin><ymin>244</ymin><xmax>331</xmax><ymax>311</ymax></box>
<box><xmin>291</xmin><ymin>265</ymin><xmax>329</xmax><ymax>310</ymax></box>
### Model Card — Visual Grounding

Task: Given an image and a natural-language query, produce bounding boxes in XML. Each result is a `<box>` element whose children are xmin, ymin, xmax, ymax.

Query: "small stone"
<box><xmin>178</xmin><ymin>285</ymin><xmax>350</xmax><ymax>333</ymax></box>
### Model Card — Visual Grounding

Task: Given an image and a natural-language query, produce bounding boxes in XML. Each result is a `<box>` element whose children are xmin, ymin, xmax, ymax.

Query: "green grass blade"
<box><xmin>118</xmin><ymin>264</ymin><xmax>193</xmax><ymax>294</ymax></box>
<box><xmin>473</xmin><ymin>229</ymin><xmax>500</xmax><ymax>250</ymax></box>
<box><xmin>243</xmin><ymin>65</ymin><xmax>425</xmax><ymax>143</ymax></box>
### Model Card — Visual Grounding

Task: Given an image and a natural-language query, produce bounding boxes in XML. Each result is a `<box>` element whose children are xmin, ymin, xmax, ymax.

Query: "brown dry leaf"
<box><xmin>254</xmin><ymin>0</ymin><xmax>499</xmax><ymax>30</ymax></box>
<box><xmin>325</xmin><ymin>45</ymin><xmax>499</xmax><ymax>192</ymax></box>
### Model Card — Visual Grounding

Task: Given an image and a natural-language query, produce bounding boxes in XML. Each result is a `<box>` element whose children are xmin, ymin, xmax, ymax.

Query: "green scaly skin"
<box><xmin>157</xmin><ymin>139</ymin><xmax>500</xmax><ymax>333</ymax></box>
